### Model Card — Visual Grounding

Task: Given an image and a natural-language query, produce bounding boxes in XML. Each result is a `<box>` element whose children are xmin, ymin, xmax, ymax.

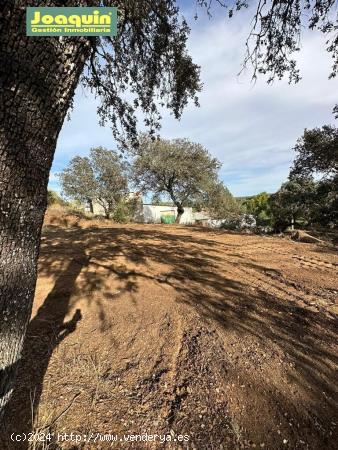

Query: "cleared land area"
<box><xmin>2</xmin><ymin>213</ymin><xmax>337</xmax><ymax>449</ymax></box>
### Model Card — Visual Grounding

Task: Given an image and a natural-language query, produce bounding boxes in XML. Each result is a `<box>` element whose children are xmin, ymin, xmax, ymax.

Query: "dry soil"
<box><xmin>2</xmin><ymin>215</ymin><xmax>337</xmax><ymax>450</ymax></box>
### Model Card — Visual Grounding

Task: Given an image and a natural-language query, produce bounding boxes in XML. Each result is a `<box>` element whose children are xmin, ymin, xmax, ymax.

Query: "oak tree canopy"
<box><xmin>131</xmin><ymin>136</ymin><xmax>221</xmax><ymax>222</ymax></box>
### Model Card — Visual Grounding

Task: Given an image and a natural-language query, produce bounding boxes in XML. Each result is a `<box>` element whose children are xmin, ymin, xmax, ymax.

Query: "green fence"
<box><xmin>161</xmin><ymin>215</ymin><xmax>175</xmax><ymax>224</ymax></box>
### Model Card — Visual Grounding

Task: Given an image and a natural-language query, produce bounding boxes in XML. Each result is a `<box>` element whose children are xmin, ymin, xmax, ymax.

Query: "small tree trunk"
<box><xmin>88</xmin><ymin>198</ymin><xmax>94</xmax><ymax>214</ymax></box>
<box><xmin>0</xmin><ymin>2</ymin><xmax>91</xmax><ymax>417</ymax></box>
<box><xmin>175</xmin><ymin>204</ymin><xmax>185</xmax><ymax>223</ymax></box>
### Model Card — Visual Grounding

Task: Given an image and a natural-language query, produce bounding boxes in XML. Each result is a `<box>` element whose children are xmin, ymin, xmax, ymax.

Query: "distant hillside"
<box><xmin>236</xmin><ymin>193</ymin><xmax>273</xmax><ymax>203</ymax></box>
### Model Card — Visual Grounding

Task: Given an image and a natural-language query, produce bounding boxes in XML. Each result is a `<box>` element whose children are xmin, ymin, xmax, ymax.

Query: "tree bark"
<box><xmin>175</xmin><ymin>203</ymin><xmax>185</xmax><ymax>223</ymax></box>
<box><xmin>87</xmin><ymin>198</ymin><xmax>94</xmax><ymax>214</ymax></box>
<box><xmin>0</xmin><ymin>2</ymin><xmax>92</xmax><ymax>418</ymax></box>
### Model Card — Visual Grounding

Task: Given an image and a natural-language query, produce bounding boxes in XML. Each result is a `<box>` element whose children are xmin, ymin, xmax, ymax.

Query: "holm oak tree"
<box><xmin>131</xmin><ymin>136</ymin><xmax>220</xmax><ymax>222</ymax></box>
<box><xmin>59</xmin><ymin>147</ymin><xmax>129</xmax><ymax>218</ymax></box>
<box><xmin>0</xmin><ymin>0</ymin><xmax>201</xmax><ymax>417</ymax></box>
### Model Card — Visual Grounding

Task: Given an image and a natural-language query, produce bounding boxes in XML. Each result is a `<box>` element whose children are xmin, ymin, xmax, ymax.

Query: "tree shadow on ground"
<box><xmin>1</xmin><ymin>224</ymin><xmax>337</xmax><ymax>448</ymax></box>
<box><xmin>1</xmin><ymin>239</ymin><xmax>90</xmax><ymax>449</ymax></box>
<box><xmin>84</xmin><ymin>225</ymin><xmax>338</xmax><ymax>422</ymax></box>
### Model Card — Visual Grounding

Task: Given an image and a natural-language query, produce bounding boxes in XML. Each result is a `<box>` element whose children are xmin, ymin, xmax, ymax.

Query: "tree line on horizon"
<box><xmin>54</xmin><ymin>124</ymin><xmax>337</xmax><ymax>230</ymax></box>
<box><xmin>57</xmin><ymin>136</ymin><xmax>240</xmax><ymax>223</ymax></box>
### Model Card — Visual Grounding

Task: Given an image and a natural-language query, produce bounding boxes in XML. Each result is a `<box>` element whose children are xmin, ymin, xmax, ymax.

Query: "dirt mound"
<box><xmin>44</xmin><ymin>207</ymin><xmax>82</xmax><ymax>228</ymax></box>
<box><xmin>44</xmin><ymin>205</ymin><xmax>112</xmax><ymax>229</ymax></box>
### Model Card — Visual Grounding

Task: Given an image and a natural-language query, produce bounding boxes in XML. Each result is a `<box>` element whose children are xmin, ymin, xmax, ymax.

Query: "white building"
<box><xmin>136</xmin><ymin>204</ymin><xmax>194</xmax><ymax>224</ymax></box>
<box><xmin>83</xmin><ymin>195</ymin><xmax>194</xmax><ymax>224</ymax></box>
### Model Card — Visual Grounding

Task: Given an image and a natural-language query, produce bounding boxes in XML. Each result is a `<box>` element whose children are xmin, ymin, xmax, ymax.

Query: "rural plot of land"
<box><xmin>2</xmin><ymin>216</ymin><xmax>337</xmax><ymax>450</ymax></box>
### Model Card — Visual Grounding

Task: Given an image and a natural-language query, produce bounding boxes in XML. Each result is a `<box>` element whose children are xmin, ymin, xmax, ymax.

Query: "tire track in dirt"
<box><xmin>214</xmin><ymin>242</ymin><xmax>337</xmax><ymax>313</ymax></box>
<box><xmin>180</xmin><ymin>232</ymin><xmax>338</xmax><ymax>449</ymax></box>
<box><xmin>3</xmin><ymin>223</ymin><xmax>337</xmax><ymax>450</ymax></box>
<box><xmin>291</xmin><ymin>254</ymin><xmax>337</xmax><ymax>270</ymax></box>
<box><xmin>163</xmin><ymin>315</ymin><xmax>238</xmax><ymax>449</ymax></box>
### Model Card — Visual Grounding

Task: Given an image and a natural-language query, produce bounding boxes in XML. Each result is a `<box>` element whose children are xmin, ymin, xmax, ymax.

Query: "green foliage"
<box><xmin>112</xmin><ymin>201</ymin><xmax>129</xmax><ymax>223</ymax></box>
<box><xmin>83</xmin><ymin>0</ymin><xmax>201</xmax><ymax>146</ymax></box>
<box><xmin>291</xmin><ymin>125</ymin><xmax>338</xmax><ymax>179</ymax></box>
<box><xmin>308</xmin><ymin>176</ymin><xmax>338</xmax><ymax>226</ymax></box>
<box><xmin>269</xmin><ymin>125</ymin><xmax>338</xmax><ymax>231</ymax></box>
<box><xmin>59</xmin><ymin>156</ymin><xmax>97</xmax><ymax>203</ymax></box>
<box><xmin>59</xmin><ymin>147</ymin><xmax>129</xmax><ymax>219</ymax></box>
<box><xmin>269</xmin><ymin>177</ymin><xmax>317</xmax><ymax>231</ymax></box>
<box><xmin>270</xmin><ymin>176</ymin><xmax>337</xmax><ymax>231</ymax></box>
<box><xmin>201</xmin><ymin>181</ymin><xmax>242</xmax><ymax>219</ymax></box>
<box><xmin>131</xmin><ymin>136</ymin><xmax>221</xmax><ymax>222</ymax></box>
<box><xmin>47</xmin><ymin>190</ymin><xmax>67</xmax><ymax>207</ymax></box>
<box><xmin>287</xmin><ymin>125</ymin><xmax>338</xmax><ymax>228</ymax></box>
<box><xmin>244</xmin><ymin>192</ymin><xmax>271</xmax><ymax>225</ymax></box>
<box><xmin>112</xmin><ymin>197</ymin><xmax>140</xmax><ymax>223</ymax></box>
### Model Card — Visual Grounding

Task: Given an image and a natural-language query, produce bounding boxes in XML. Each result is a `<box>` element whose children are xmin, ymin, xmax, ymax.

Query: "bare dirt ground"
<box><xmin>2</xmin><ymin>212</ymin><xmax>337</xmax><ymax>449</ymax></box>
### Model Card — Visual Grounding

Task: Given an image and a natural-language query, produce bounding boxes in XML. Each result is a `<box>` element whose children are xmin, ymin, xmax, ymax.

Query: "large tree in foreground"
<box><xmin>132</xmin><ymin>137</ymin><xmax>220</xmax><ymax>223</ymax></box>
<box><xmin>59</xmin><ymin>147</ymin><xmax>129</xmax><ymax>219</ymax></box>
<box><xmin>1</xmin><ymin>0</ymin><xmax>337</xmax><ymax>418</ymax></box>
<box><xmin>0</xmin><ymin>0</ymin><xmax>200</xmax><ymax>417</ymax></box>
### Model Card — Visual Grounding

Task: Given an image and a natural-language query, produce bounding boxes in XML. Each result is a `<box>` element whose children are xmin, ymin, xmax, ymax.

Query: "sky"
<box><xmin>48</xmin><ymin>2</ymin><xmax>337</xmax><ymax>197</ymax></box>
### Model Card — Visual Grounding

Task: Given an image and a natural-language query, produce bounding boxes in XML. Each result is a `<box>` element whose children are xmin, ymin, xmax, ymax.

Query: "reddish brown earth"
<box><xmin>2</xmin><ymin>214</ymin><xmax>337</xmax><ymax>449</ymax></box>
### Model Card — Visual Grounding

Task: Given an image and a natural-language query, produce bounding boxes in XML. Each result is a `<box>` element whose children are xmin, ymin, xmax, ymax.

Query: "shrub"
<box><xmin>113</xmin><ymin>198</ymin><xmax>139</xmax><ymax>223</ymax></box>
<box><xmin>47</xmin><ymin>190</ymin><xmax>67</xmax><ymax>207</ymax></box>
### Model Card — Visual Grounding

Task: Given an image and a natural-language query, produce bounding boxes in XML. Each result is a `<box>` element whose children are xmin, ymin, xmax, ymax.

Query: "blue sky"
<box><xmin>49</xmin><ymin>3</ymin><xmax>337</xmax><ymax>197</ymax></box>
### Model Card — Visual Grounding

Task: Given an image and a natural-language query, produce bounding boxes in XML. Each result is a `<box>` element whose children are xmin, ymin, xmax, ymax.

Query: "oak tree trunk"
<box><xmin>175</xmin><ymin>204</ymin><xmax>184</xmax><ymax>223</ymax></box>
<box><xmin>0</xmin><ymin>2</ymin><xmax>91</xmax><ymax>418</ymax></box>
<box><xmin>88</xmin><ymin>198</ymin><xmax>94</xmax><ymax>214</ymax></box>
